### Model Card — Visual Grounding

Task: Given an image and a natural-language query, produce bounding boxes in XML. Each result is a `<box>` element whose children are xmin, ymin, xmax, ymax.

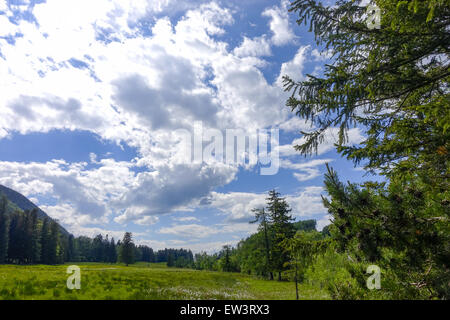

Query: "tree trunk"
<box><xmin>269</xmin><ymin>272</ymin><xmax>274</xmax><ymax>280</ymax></box>
<box><xmin>278</xmin><ymin>272</ymin><xmax>282</xmax><ymax>281</ymax></box>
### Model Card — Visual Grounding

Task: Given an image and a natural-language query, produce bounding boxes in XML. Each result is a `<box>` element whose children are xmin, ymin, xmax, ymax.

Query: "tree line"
<box><xmin>0</xmin><ymin>199</ymin><xmax>193</xmax><ymax>267</ymax></box>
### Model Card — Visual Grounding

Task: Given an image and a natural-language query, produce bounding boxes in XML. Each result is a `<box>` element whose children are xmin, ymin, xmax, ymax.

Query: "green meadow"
<box><xmin>0</xmin><ymin>263</ymin><xmax>329</xmax><ymax>300</ymax></box>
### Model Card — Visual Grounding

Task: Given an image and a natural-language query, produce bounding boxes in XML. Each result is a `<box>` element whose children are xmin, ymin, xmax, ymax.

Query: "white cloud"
<box><xmin>293</xmin><ymin>168</ymin><xmax>321</xmax><ymax>182</ymax></box>
<box><xmin>276</xmin><ymin>45</ymin><xmax>310</xmax><ymax>86</ymax></box>
<box><xmin>317</xmin><ymin>214</ymin><xmax>332</xmax><ymax>231</ymax></box>
<box><xmin>207</xmin><ymin>191</ymin><xmax>267</xmax><ymax>222</ymax></box>
<box><xmin>138</xmin><ymin>238</ymin><xmax>238</xmax><ymax>253</ymax></box>
<box><xmin>209</xmin><ymin>187</ymin><xmax>327</xmax><ymax>223</ymax></box>
<box><xmin>0</xmin><ymin>14</ymin><xmax>17</xmax><ymax>36</ymax></box>
<box><xmin>173</xmin><ymin>216</ymin><xmax>201</xmax><ymax>222</ymax></box>
<box><xmin>233</xmin><ymin>36</ymin><xmax>271</xmax><ymax>57</ymax></box>
<box><xmin>0</xmin><ymin>159</ymin><xmax>135</xmax><ymax>221</ymax></box>
<box><xmin>279</xmin><ymin>117</ymin><xmax>312</xmax><ymax>133</ymax></box>
<box><xmin>159</xmin><ymin>224</ymin><xmax>220</xmax><ymax>239</ymax></box>
<box><xmin>0</xmin><ymin>1</ymin><xmax>338</xmax><ymax>243</ymax></box>
<box><xmin>288</xmin><ymin>186</ymin><xmax>327</xmax><ymax>217</ymax></box>
<box><xmin>262</xmin><ymin>0</ymin><xmax>295</xmax><ymax>46</ymax></box>
<box><xmin>0</xmin><ymin>1</ymin><xmax>7</xmax><ymax>12</ymax></box>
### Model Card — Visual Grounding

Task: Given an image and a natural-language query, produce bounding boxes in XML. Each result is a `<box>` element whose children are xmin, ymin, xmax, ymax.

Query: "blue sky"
<box><xmin>0</xmin><ymin>0</ymin><xmax>374</xmax><ymax>252</ymax></box>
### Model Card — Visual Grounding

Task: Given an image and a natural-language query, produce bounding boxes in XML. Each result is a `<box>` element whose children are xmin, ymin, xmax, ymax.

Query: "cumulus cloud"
<box><xmin>0</xmin><ymin>0</ymin><xmax>7</xmax><ymax>12</ymax></box>
<box><xmin>208</xmin><ymin>186</ymin><xmax>328</xmax><ymax>223</ymax></box>
<box><xmin>207</xmin><ymin>191</ymin><xmax>267</xmax><ymax>222</ymax></box>
<box><xmin>262</xmin><ymin>0</ymin><xmax>295</xmax><ymax>46</ymax></box>
<box><xmin>0</xmin><ymin>0</ymin><xmax>338</xmax><ymax>245</ymax></box>
<box><xmin>276</xmin><ymin>45</ymin><xmax>310</xmax><ymax>86</ymax></box>
<box><xmin>173</xmin><ymin>216</ymin><xmax>201</xmax><ymax>222</ymax></box>
<box><xmin>288</xmin><ymin>186</ymin><xmax>327</xmax><ymax>217</ymax></box>
<box><xmin>159</xmin><ymin>224</ymin><xmax>220</xmax><ymax>239</ymax></box>
<box><xmin>233</xmin><ymin>36</ymin><xmax>272</xmax><ymax>57</ymax></box>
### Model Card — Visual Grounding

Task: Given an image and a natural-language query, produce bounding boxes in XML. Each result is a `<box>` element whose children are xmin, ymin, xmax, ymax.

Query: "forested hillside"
<box><xmin>0</xmin><ymin>185</ymin><xmax>68</xmax><ymax>235</ymax></box>
<box><xmin>0</xmin><ymin>191</ymin><xmax>194</xmax><ymax>267</ymax></box>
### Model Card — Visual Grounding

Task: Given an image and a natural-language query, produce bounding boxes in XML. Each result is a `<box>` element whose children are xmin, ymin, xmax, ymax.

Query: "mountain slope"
<box><xmin>0</xmin><ymin>184</ymin><xmax>69</xmax><ymax>235</ymax></box>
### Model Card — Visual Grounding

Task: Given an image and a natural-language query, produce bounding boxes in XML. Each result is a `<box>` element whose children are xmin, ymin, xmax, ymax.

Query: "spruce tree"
<box><xmin>109</xmin><ymin>237</ymin><xmax>117</xmax><ymax>263</ymax></box>
<box><xmin>40</xmin><ymin>218</ymin><xmax>50</xmax><ymax>264</ymax></box>
<box><xmin>285</xmin><ymin>0</ymin><xmax>450</xmax><ymax>298</ymax></box>
<box><xmin>266</xmin><ymin>190</ymin><xmax>295</xmax><ymax>281</ymax></box>
<box><xmin>167</xmin><ymin>253</ymin><xmax>175</xmax><ymax>267</ymax></box>
<box><xmin>48</xmin><ymin>220</ymin><xmax>59</xmax><ymax>265</ymax></box>
<box><xmin>251</xmin><ymin>208</ymin><xmax>273</xmax><ymax>280</ymax></box>
<box><xmin>119</xmin><ymin>232</ymin><xmax>134</xmax><ymax>266</ymax></box>
<box><xmin>0</xmin><ymin>196</ymin><xmax>10</xmax><ymax>263</ymax></box>
<box><xmin>29</xmin><ymin>209</ymin><xmax>41</xmax><ymax>264</ymax></box>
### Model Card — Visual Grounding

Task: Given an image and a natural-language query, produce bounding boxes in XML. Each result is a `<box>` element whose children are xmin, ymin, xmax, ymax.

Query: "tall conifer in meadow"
<box><xmin>266</xmin><ymin>190</ymin><xmax>295</xmax><ymax>281</ymax></box>
<box><xmin>119</xmin><ymin>232</ymin><xmax>135</xmax><ymax>266</ymax></box>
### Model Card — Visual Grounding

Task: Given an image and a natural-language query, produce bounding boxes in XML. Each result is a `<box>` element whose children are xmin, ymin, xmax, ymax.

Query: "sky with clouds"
<box><xmin>0</xmin><ymin>0</ymin><xmax>372</xmax><ymax>252</ymax></box>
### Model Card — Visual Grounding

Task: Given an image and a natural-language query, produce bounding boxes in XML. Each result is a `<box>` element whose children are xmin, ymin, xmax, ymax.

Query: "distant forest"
<box><xmin>0</xmin><ymin>194</ymin><xmax>194</xmax><ymax>266</ymax></box>
<box><xmin>0</xmin><ymin>189</ymin><xmax>325</xmax><ymax>269</ymax></box>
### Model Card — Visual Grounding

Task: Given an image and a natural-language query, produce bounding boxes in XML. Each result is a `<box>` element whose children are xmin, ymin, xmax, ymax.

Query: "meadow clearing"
<box><xmin>0</xmin><ymin>262</ymin><xmax>330</xmax><ymax>300</ymax></box>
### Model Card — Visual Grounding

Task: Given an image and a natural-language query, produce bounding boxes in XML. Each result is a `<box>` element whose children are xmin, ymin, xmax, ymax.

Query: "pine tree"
<box><xmin>250</xmin><ymin>208</ymin><xmax>273</xmax><ymax>280</ymax></box>
<box><xmin>28</xmin><ymin>209</ymin><xmax>41</xmax><ymax>264</ymax></box>
<box><xmin>221</xmin><ymin>245</ymin><xmax>232</xmax><ymax>272</ymax></box>
<box><xmin>0</xmin><ymin>196</ymin><xmax>10</xmax><ymax>263</ymax></box>
<box><xmin>40</xmin><ymin>218</ymin><xmax>50</xmax><ymax>264</ymax></box>
<box><xmin>109</xmin><ymin>237</ymin><xmax>117</xmax><ymax>263</ymax></box>
<box><xmin>8</xmin><ymin>212</ymin><xmax>26</xmax><ymax>263</ymax></box>
<box><xmin>285</xmin><ymin>0</ymin><xmax>450</xmax><ymax>299</ymax></box>
<box><xmin>119</xmin><ymin>232</ymin><xmax>134</xmax><ymax>266</ymax></box>
<box><xmin>67</xmin><ymin>234</ymin><xmax>75</xmax><ymax>262</ymax></box>
<box><xmin>285</xmin><ymin>0</ymin><xmax>450</xmax><ymax>185</ymax></box>
<box><xmin>48</xmin><ymin>220</ymin><xmax>59</xmax><ymax>265</ymax></box>
<box><xmin>323</xmin><ymin>164</ymin><xmax>450</xmax><ymax>299</ymax></box>
<box><xmin>167</xmin><ymin>253</ymin><xmax>175</xmax><ymax>267</ymax></box>
<box><xmin>266</xmin><ymin>190</ymin><xmax>295</xmax><ymax>281</ymax></box>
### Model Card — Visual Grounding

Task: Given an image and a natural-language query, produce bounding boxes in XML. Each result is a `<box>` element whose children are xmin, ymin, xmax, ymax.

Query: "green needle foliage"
<box><xmin>119</xmin><ymin>232</ymin><xmax>135</xmax><ymax>267</ymax></box>
<box><xmin>323</xmin><ymin>164</ymin><xmax>449</xmax><ymax>299</ymax></box>
<box><xmin>285</xmin><ymin>0</ymin><xmax>449</xmax><ymax>299</ymax></box>
<box><xmin>285</xmin><ymin>0</ymin><xmax>450</xmax><ymax>182</ymax></box>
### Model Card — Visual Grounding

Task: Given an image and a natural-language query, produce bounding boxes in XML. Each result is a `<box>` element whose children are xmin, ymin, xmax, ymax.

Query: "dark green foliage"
<box><xmin>293</xmin><ymin>219</ymin><xmax>317</xmax><ymax>232</ymax></box>
<box><xmin>323</xmin><ymin>165</ymin><xmax>450</xmax><ymax>299</ymax></box>
<box><xmin>220</xmin><ymin>245</ymin><xmax>233</xmax><ymax>272</ymax></box>
<box><xmin>266</xmin><ymin>190</ymin><xmax>296</xmax><ymax>280</ymax></box>
<box><xmin>194</xmin><ymin>252</ymin><xmax>219</xmax><ymax>271</ymax></box>
<box><xmin>285</xmin><ymin>0</ymin><xmax>450</xmax><ymax>299</ymax></box>
<box><xmin>119</xmin><ymin>232</ymin><xmax>135</xmax><ymax>266</ymax></box>
<box><xmin>321</xmin><ymin>225</ymin><xmax>331</xmax><ymax>237</ymax></box>
<box><xmin>235</xmin><ymin>232</ymin><xmax>269</xmax><ymax>276</ymax></box>
<box><xmin>0</xmin><ymin>196</ymin><xmax>10</xmax><ymax>263</ymax></box>
<box><xmin>40</xmin><ymin>218</ymin><xmax>50</xmax><ymax>264</ymax></box>
<box><xmin>8</xmin><ymin>211</ymin><xmax>27</xmax><ymax>263</ymax></box>
<box><xmin>48</xmin><ymin>220</ymin><xmax>59</xmax><ymax>265</ymax></box>
<box><xmin>194</xmin><ymin>190</ymin><xmax>300</xmax><ymax>279</ymax></box>
<box><xmin>250</xmin><ymin>208</ymin><xmax>273</xmax><ymax>279</ymax></box>
<box><xmin>0</xmin><ymin>185</ymin><xmax>68</xmax><ymax>235</ymax></box>
<box><xmin>28</xmin><ymin>209</ymin><xmax>41</xmax><ymax>263</ymax></box>
<box><xmin>167</xmin><ymin>253</ymin><xmax>175</xmax><ymax>267</ymax></box>
<box><xmin>282</xmin><ymin>231</ymin><xmax>331</xmax><ymax>299</ymax></box>
<box><xmin>285</xmin><ymin>0</ymin><xmax>450</xmax><ymax>182</ymax></box>
<box><xmin>109</xmin><ymin>237</ymin><xmax>118</xmax><ymax>263</ymax></box>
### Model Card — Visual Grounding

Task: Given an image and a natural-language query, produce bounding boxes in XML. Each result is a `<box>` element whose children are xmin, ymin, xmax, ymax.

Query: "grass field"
<box><xmin>0</xmin><ymin>263</ymin><xmax>329</xmax><ymax>300</ymax></box>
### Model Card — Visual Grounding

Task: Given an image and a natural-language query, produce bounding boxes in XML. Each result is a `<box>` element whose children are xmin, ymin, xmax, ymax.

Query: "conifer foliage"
<box><xmin>285</xmin><ymin>0</ymin><xmax>449</xmax><ymax>299</ymax></box>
